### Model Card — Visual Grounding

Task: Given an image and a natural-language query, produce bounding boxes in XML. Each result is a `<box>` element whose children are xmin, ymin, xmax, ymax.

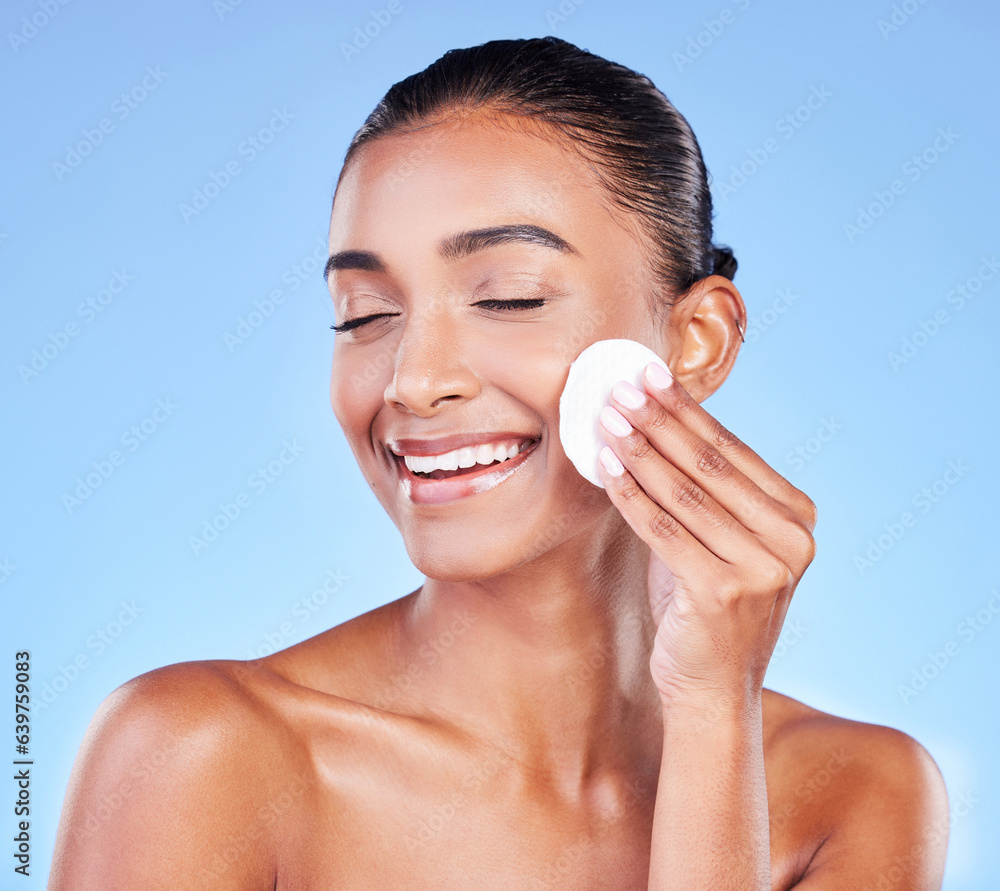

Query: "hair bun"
<box><xmin>712</xmin><ymin>246</ymin><xmax>737</xmax><ymax>280</ymax></box>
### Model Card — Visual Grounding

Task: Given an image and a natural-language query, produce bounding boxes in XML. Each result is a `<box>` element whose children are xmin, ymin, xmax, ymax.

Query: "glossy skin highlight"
<box><xmin>48</xmin><ymin>110</ymin><xmax>949</xmax><ymax>890</ymax></box>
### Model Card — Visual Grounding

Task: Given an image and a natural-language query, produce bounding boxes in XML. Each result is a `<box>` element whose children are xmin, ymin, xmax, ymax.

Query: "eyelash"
<box><xmin>330</xmin><ymin>298</ymin><xmax>547</xmax><ymax>335</ymax></box>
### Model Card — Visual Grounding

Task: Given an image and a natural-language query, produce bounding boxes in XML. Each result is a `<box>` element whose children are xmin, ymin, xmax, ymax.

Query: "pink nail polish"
<box><xmin>612</xmin><ymin>380</ymin><xmax>645</xmax><ymax>409</ymax></box>
<box><xmin>644</xmin><ymin>361</ymin><xmax>672</xmax><ymax>389</ymax></box>
<box><xmin>600</xmin><ymin>446</ymin><xmax>624</xmax><ymax>477</ymax></box>
<box><xmin>600</xmin><ymin>405</ymin><xmax>633</xmax><ymax>437</ymax></box>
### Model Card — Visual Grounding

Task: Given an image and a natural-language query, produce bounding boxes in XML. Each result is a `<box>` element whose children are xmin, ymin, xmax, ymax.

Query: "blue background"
<box><xmin>2</xmin><ymin>0</ymin><xmax>997</xmax><ymax>886</ymax></box>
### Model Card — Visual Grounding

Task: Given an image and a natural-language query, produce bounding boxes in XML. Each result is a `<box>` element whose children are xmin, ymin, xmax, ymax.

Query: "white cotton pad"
<box><xmin>559</xmin><ymin>339</ymin><xmax>670</xmax><ymax>488</ymax></box>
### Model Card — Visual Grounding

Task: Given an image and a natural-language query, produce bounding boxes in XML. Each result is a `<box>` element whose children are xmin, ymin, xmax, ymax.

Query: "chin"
<box><xmin>404</xmin><ymin>538</ymin><xmax>519</xmax><ymax>584</ymax></box>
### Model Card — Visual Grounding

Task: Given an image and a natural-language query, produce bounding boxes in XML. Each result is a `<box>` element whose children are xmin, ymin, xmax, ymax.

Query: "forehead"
<box><xmin>328</xmin><ymin>111</ymin><xmax>640</xmax><ymax>261</ymax></box>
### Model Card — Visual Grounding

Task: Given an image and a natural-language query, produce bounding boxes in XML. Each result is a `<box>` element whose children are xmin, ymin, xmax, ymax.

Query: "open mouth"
<box><xmin>397</xmin><ymin>438</ymin><xmax>541</xmax><ymax>481</ymax></box>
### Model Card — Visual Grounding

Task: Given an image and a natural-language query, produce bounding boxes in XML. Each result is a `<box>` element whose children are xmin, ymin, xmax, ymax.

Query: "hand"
<box><xmin>596</xmin><ymin>361</ymin><xmax>818</xmax><ymax>707</ymax></box>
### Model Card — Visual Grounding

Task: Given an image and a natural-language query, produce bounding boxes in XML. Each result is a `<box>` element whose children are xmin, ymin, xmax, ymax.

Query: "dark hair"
<box><xmin>336</xmin><ymin>36</ymin><xmax>736</xmax><ymax>313</ymax></box>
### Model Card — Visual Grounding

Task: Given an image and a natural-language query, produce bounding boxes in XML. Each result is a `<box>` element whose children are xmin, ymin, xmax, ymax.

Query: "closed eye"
<box><xmin>330</xmin><ymin>312</ymin><xmax>398</xmax><ymax>334</ymax></box>
<box><xmin>474</xmin><ymin>297</ymin><xmax>547</xmax><ymax>313</ymax></box>
<box><xmin>330</xmin><ymin>298</ymin><xmax>547</xmax><ymax>335</ymax></box>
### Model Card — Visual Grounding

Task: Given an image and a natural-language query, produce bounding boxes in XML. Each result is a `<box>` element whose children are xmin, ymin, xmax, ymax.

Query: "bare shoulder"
<box><xmin>762</xmin><ymin>688</ymin><xmax>950</xmax><ymax>888</ymax></box>
<box><xmin>50</xmin><ymin>659</ymin><xmax>309</xmax><ymax>891</ymax></box>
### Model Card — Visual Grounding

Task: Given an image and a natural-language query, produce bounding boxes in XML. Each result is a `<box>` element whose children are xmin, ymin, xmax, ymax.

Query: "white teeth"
<box><xmin>402</xmin><ymin>439</ymin><xmax>533</xmax><ymax>475</ymax></box>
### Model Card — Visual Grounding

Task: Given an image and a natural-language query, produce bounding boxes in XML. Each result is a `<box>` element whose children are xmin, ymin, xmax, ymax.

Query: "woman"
<box><xmin>49</xmin><ymin>37</ymin><xmax>948</xmax><ymax>889</ymax></box>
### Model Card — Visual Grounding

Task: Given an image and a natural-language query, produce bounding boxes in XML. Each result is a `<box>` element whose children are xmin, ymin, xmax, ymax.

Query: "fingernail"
<box><xmin>599</xmin><ymin>445</ymin><xmax>624</xmax><ymax>477</ymax></box>
<box><xmin>600</xmin><ymin>405</ymin><xmax>633</xmax><ymax>437</ymax></box>
<box><xmin>644</xmin><ymin>361</ymin><xmax>672</xmax><ymax>389</ymax></box>
<box><xmin>612</xmin><ymin>380</ymin><xmax>645</xmax><ymax>409</ymax></box>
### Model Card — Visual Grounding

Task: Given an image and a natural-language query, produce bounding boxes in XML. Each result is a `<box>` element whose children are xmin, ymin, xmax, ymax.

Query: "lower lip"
<box><xmin>394</xmin><ymin>440</ymin><xmax>541</xmax><ymax>505</ymax></box>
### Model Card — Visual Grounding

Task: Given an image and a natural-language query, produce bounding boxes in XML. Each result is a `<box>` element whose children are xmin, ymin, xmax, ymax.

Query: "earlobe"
<box><xmin>668</xmin><ymin>275</ymin><xmax>746</xmax><ymax>403</ymax></box>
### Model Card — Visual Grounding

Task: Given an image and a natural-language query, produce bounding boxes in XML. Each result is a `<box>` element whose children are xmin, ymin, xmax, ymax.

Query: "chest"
<box><xmin>278</xmin><ymin>774</ymin><xmax>656</xmax><ymax>889</ymax></box>
<box><xmin>266</xmin><ymin>716</ymin><xmax>813</xmax><ymax>890</ymax></box>
<box><xmin>277</xmin><ymin>792</ymin><xmax>814</xmax><ymax>890</ymax></box>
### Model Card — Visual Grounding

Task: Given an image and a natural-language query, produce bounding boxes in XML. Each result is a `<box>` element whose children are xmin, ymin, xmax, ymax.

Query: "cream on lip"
<box><xmin>395</xmin><ymin>437</ymin><xmax>541</xmax><ymax>504</ymax></box>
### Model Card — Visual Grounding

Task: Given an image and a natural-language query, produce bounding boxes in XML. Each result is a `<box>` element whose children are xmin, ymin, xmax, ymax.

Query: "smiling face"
<box><xmin>327</xmin><ymin>109</ymin><xmax>673</xmax><ymax>579</ymax></box>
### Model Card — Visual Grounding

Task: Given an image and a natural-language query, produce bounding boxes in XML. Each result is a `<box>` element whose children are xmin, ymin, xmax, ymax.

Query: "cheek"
<box><xmin>330</xmin><ymin>348</ymin><xmax>387</xmax><ymax>440</ymax></box>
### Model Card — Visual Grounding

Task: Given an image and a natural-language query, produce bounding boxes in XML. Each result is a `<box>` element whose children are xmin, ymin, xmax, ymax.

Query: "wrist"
<box><xmin>657</xmin><ymin>685</ymin><xmax>762</xmax><ymax>730</ymax></box>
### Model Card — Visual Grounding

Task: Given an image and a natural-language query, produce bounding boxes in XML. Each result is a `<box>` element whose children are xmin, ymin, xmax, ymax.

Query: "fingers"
<box><xmin>597</xmin><ymin>444</ymin><xmax>726</xmax><ymax>583</ymax></box>
<box><xmin>634</xmin><ymin>362</ymin><xmax>818</xmax><ymax>534</ymax></box>
<box><xmin>599</xmin><ymin>404</ymin><xmax>763</xmax><ymax>568</ymax></box>
<box><xmin>599</xmin><ymin>365</ymin><xmax>817</xmax><ymax>578</ymax></box>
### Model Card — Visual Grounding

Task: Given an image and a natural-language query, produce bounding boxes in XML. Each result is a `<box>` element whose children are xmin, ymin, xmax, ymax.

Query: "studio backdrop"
<box><xmin>2</xmin><ymin>0</ymin><xmax>997</xmax><ymax>887</ymax></box>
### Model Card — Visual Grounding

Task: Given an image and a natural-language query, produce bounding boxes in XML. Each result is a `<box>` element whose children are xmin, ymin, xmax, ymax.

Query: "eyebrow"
<box><xmin>324</xmin><ymin>224</ymin><xmax>578</xmax><ymax>280</ymax></box>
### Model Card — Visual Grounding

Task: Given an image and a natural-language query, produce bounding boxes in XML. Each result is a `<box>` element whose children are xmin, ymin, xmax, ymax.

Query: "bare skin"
<box><xmin>49</xmin><ymin>109</ymin><xmax>949</xmax><ymax>889</ymax></box>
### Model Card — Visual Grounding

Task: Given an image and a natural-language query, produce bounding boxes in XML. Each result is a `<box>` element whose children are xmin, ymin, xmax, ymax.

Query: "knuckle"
<box><xmin>693</xmin><ymin>442</ymin><xmax>729</xmax><ymax>478</ymax></box>
<box><xmin>716</xmin><ymin>577</ymin><xmax>745</xmax><ymax>608</ymax></box>
<box><xmin>788</xmin><ymin>522</ymin><xmax>817</xmax><ymax>567</ymax></box>
<box><xmin>672</xmin><ymin>477</ymin><xmax>707</xmax><ymax>512</ymax></box>
<box><xmin>648</xmin><ymin>507</ymin><xmax>681</xmax><ymax>540</ymax></box>
<box><xmin>617</xmin><ymin>475</ymin><xmax>645</xmax><ymax>505</ymax></box>
<box><xmin>642</xmin><ymin>405</ymin><xmax>671</xmax><ymax>434</ymax></box>
<box><xmin>669</xmin><ymin>390</ymin><xmax>698</xmax><ymax>422</ymax></box>
<box><xmin>800</xmin><ymin>495</ymin><xmax>819</xmax><ymax>531</ymax></box>
<box><xmin>763</xmin><ymin>559</ymin><xmax>795</xmax><ymax>593</ymax></box>
<box><xmin>624</xmin><ymin>435</ymin><xmax>655</xmax><ymax>463</ymax></box>
<box><xmin>786</xmin><ymin>488</ymin><xmax>818</xmax><ymax>530</ymax></box>
<box><xmin>711</xmin><ymin>421</ymin><xmax>742</xmax><ymax>453</ymax></box>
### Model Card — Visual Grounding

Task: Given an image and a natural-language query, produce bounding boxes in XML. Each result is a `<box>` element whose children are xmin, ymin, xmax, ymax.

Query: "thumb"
<box><xmin>646</xmin><ymin>549</ymin><xmax>676</xmax><ymax>627</ymax></box>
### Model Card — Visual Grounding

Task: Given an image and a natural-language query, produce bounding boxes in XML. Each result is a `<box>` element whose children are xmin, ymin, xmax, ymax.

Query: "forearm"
<box><xmin>647</xmin><ymin>694</ymin><xmax>770</xmax><ymax>890</ymax></box>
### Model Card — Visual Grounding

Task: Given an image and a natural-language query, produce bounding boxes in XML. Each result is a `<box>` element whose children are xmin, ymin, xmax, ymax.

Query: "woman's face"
<box><xmin>328</xmin><ymin>110</ymin><xmax>671</xmax><ymax>580</ymax></box>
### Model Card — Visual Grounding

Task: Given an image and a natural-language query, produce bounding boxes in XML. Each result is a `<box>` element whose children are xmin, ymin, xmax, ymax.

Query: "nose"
<box><xmin>384</xmin><ymin>312</ymin><xmax>481</xmax><ymax>417</ymax></box>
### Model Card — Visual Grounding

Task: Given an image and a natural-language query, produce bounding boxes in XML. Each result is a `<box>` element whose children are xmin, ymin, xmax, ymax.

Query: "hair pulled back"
<box><xmin>337</xmin><ymin>36</ymin><xmax>736</xmax><ymax>312</ymax></box>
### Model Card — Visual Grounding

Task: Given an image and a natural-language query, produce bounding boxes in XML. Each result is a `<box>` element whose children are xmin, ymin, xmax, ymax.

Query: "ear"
<box><xmin>664</xmin><ymin>275</ymin><xmax>746</xmax><ymax>403</ymax></box>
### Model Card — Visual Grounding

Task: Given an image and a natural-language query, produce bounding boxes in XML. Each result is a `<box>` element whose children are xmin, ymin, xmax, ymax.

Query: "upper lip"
<box><xmin>385</xmin><ymin>431</ymin><xmax>541</xmax><ymax>457</ymax></box>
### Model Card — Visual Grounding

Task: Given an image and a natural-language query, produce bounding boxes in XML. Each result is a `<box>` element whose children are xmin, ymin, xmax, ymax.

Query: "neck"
<box><xmin>393</xmin><ymin>510</ymin><xmax>665</xmax><ymax>803</ymax></box>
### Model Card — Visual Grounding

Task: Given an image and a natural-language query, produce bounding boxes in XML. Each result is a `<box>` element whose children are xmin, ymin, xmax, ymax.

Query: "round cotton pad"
<box><xmin>559</xmin><ymin>339</ymin><xmax>670</xmax><ymax>488</ymax></box>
